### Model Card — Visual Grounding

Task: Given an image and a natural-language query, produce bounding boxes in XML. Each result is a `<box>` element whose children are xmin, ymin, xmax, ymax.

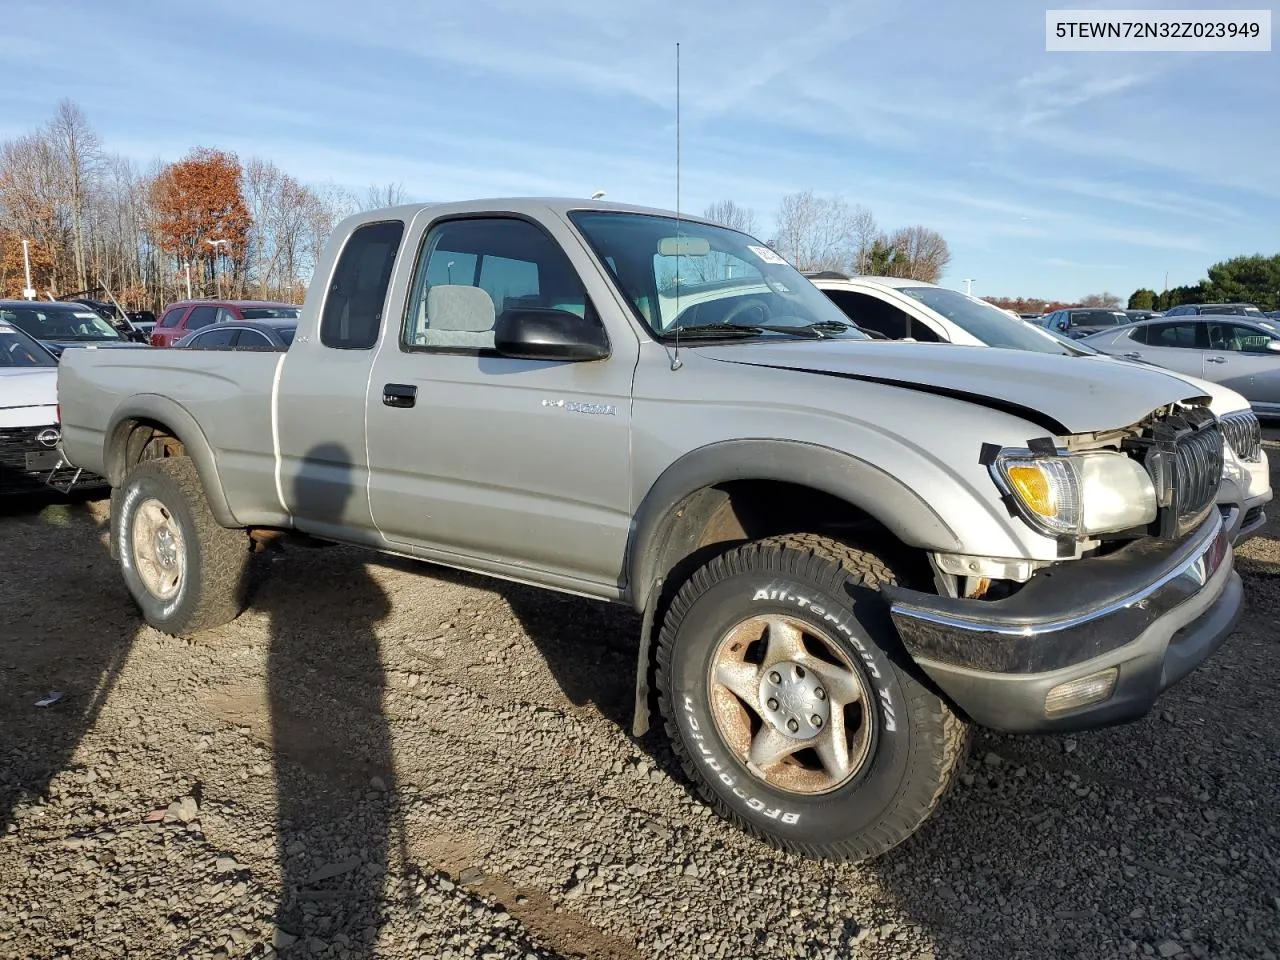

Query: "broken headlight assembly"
<box><xmin>990</xmin><ymin>448</ymin><xmax>1157</xmax><ymax>539</ymax></box>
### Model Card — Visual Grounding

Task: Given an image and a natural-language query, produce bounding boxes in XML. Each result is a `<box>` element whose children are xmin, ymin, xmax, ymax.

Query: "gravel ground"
<box><xmin>1</xmin><ymin>439</ymin><xmax>1279</xmax><ymax>960</ymax></box>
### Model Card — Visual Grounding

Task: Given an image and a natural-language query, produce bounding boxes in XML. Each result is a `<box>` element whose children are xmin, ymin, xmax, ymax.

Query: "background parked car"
<box><xmin>0</xmin><ymin>301</ymin><xmax>148</xmax><ymax>358</ymax></box>
<box><xmin>174</xmin><ymin>318</ymin><xmax>298</xmax><ymax>349</ymax></box>
<box><xmin>1080</xmin><ymin>315</ymin><xmax>1280</xmax><ymax>417</ymax></box>
<box><xmin>149</xmin><ymin>300</ymin><xmax>301</xmax><ymax>347</ymax></box>
<box><xmin>1037</xmin><ymin>307</ymin><xmax>1131</xmax><ymax>339</ymax></box>
<box><xmin>1163</xmin><ymin>302</ymin><xmax>1265</xmax><ymax>318</ymax></box>
<box><xmin>0</xmin><ymin>321</ymin><xmax>104</xmax><ymax>494</ymax></box>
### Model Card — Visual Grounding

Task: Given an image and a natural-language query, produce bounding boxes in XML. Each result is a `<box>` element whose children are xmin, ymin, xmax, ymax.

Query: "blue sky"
<box><xmin>4</xmin><ymin>0</ymin><xmax>1277</xmax><ymax>299</ymax></box>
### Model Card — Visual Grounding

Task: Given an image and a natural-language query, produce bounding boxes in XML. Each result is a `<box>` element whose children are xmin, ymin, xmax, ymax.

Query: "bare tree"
<box><xmin>769</xmin><ymin>191</ymin><xmax>875</xmax><ymax>273</ymax></box>
<box><xmin>0</xmin><ymin>132</ymin><xmax>68</xmax><ymax>293</ymax></box>
<box><xmin>849</xmin><ymin>206</ymin><xmax>878</xmax><ymax>274</ymax></box>
<box><xmin>47</xmin><ymin>99</ymin><xmax>102</xmax><ymax>292</ymax></box>
<box><xmin>361</xmin><ymin>182</ymin><xmax>407</xmax><ymax>211</ymax></box>
<box><xmin>702</xmin><ymin>200</ymin><xmax>758</xmax><ymax>236</ymax></box>
<box><xmin>885</xmin><ymin>225</ymin><xmax>951</xmax><ymax>283</ymax></box>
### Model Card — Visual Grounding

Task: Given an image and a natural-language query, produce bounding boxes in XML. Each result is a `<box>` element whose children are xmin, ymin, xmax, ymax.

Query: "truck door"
<box><xmin>276</xmin><ymin>219</ymin><xmax>406</xmax><ymax>543</ymax></box>
<box><xmin>366</xmin><ymin>214</ymin><xmax>635</xmax><ymax>595</ymax></box>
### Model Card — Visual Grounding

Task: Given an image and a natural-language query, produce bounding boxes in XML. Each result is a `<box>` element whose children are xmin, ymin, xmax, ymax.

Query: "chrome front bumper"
<box><xmin>884</xmin><ymin>513</ymin><xmax>1242</xmax><ymax>733</ymax></box>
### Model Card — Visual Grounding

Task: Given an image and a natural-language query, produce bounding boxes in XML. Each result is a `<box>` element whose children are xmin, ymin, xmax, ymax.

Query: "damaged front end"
<box><xmin>884</xmin><ymin>402</ymin><xmax>1243</xmax><ymax>734</ymax></box>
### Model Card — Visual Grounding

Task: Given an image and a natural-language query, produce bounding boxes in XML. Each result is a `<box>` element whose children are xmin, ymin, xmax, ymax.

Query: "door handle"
<box><xmin>1122</xmin><ymin>352</ymin><xmax>1142</xmax><ymax>360</ymax></box>
<box><xmin>1205</xmin><ymin>356</ymin><xmax>1228</xmax><ymax>364</ymax></box>
<box><xmin>382</xmin><ymin>383</ymin><xmax>417</xmax><ymax>408</ymax></box>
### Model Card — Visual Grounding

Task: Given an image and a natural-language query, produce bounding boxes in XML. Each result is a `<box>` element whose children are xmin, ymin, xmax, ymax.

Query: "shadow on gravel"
<box><xmin>256</xmin><ymin>443</ymin><xmax>402</xmax><ymax>957</ymax></box>
<box><xmin>0</xmin><ymin>491</ymin><xmax>133</xmax><ymax>833</ymax></box>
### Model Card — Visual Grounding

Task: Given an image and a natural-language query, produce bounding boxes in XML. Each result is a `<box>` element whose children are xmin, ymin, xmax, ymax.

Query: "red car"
<box><xmin>149</xmin><ymin>300</ymin><xmax>301</xmax><ymax>348</ymax></box>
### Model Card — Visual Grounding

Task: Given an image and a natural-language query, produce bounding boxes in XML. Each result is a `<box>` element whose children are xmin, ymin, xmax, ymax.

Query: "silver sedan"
<box><xmin>1080</xmin><ymin>314</ymin><xmax>1280</xmax><ymax>417</ymax></box>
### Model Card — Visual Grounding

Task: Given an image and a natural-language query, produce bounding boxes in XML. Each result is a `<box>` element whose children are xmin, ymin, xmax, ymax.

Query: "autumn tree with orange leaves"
<box><xmin>150</xmin><ymin>148</ymin><xmax>250</xmax><ymax>296</ymax></box>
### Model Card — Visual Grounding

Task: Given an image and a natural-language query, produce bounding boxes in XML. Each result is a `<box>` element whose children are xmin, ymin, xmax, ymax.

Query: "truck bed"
<box><xmin>58</xmin><ymin>348</ymin><xmax>288</xmax><ymax>525</ymax></box>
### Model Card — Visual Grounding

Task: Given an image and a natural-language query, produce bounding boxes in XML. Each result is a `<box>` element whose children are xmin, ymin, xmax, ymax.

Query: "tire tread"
<box><xmin>656</xmin><ymin>533</ymin><xmax>970</xmax><ymax>861</ymax></box>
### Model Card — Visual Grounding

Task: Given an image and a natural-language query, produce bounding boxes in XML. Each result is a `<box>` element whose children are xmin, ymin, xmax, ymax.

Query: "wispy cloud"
<box><xmin>5</xmin><ymin>0</ymin><xmax>1276</xmax><ymax>299</ymax></box>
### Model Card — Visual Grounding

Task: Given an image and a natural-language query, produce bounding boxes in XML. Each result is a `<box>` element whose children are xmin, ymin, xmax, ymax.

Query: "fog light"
<box><xmin>1044</xmin><ymin>668</ymin><xmax>1119</xmax><ymax>716</ymax></box>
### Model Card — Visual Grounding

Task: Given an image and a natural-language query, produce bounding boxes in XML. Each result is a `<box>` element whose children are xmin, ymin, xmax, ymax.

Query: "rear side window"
<box><xmin>822</xmin><ymin>289</ymin><xmax>939</xmax><ymax>341</ymax></box>
<box><xmin>1145</xmin><ymin>321</ymin><xmax>1201</xmax><ymax>349</ymax></box>
<box><xmin>158</xmin><ymin>307</ymin><xmax>186</xmax><ymax>328</ymax></box>
<box><xmin>321</xmin><ymin>220</ymin><xmax>405</xmax><ymax>350</ymax></box>
<box><xmin>189</xmin><ymin>327</ymin><xmax>236</xmax><ymax>347</ymax></box>
<box><xmin>187</xmin><ymin>306</ymin><xmax>218</xmax><ymax>330</ymax></box>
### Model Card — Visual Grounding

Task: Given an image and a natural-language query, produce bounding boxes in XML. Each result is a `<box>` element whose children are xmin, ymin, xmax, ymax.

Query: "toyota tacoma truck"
<box><xmin>57</xmin><ymin>199</ymin><xmax>1244</xmax><ymax>861</ymax></box>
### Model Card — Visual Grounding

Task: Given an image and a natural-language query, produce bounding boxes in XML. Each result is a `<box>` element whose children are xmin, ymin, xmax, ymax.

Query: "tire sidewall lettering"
<box><xmin>752</xmin><ymin>584</ymin><xmax>896</xmax><ymax>730</ymax></box>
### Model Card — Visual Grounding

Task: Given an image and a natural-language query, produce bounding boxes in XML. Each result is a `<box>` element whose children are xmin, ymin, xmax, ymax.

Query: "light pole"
<box><xmin>185</xmin><ymin>261</ymin><xmax>193</xmax><ymax>299</ymax></box>
<box><xmin>21</xmin><ymin>239</ymin><xmax>36</xmax><ymax>299</ymax></box>
<box><xmin>447</xmin><ymin>260</ymin><xmax>455</xmax><ymax>284</ymax></box>
<box><xmin>206</xmin><ymin>239</ymin><xmax>230</xmax><ymax>298</ymax></box>
<box><xmin>962</xmin><ymin>278</ymin><xmax>975</xmax><ymax>296</ymax></box>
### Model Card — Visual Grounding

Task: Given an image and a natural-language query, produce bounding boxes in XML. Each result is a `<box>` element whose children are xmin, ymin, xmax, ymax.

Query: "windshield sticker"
<box><xmin>747</xmin><ymin>244</ymin><xmax>788</xmax><ymax>266</ymax></box>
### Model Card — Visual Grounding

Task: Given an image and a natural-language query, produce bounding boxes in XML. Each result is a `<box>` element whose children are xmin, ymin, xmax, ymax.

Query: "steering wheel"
<box><xmin>721</xmin><ymin>298</ymin><xmax>770</xmax><ymax>326</ymax></box>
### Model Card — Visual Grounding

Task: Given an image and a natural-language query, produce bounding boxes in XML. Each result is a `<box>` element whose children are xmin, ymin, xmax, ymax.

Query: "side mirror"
<box><xmin>494</xmin><ymin>307</ymin><xmax>610</xmax><ymax>361</ymax></box>
<box><xmin>1267</xmin><ymin>340</ymin><xmax>1280</xmax><ymax>354</ymax></box>
<box><xmin>1056</xmin><ymin>319</ymin><xmax>1069</xmax><ymax>331</ymax></box>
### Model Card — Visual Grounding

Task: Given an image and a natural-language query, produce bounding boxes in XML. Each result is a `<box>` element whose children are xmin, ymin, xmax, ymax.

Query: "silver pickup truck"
<box><xmin>59</xmin><ymin>199</ymin><xmax>1243</xmax><ymax>861</ymax></box>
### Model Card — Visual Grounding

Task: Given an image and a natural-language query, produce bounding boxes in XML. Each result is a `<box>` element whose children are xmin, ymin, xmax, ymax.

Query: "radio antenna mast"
<box><xmin>671</xmin><ymin>41</ymin><xmax>683</xmax><ymax>371</ymax></box>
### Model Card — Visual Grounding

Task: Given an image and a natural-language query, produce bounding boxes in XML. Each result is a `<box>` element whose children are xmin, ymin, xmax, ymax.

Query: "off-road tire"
<box><xmin>656</xmin><ymin>533</ymin><xmax>969</xmax><ymax>861</ymax></box>
<box><xmin>111</xmin><ymin>456</ymin><xmax>250</xmax><ymax>636</ymax></box>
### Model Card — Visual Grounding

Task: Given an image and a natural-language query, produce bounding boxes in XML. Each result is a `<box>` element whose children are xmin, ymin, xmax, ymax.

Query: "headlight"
<box><xmin>992</xmin><ymin>449</ymin><xmax>1157</xmax><ymax>538</ymax></box>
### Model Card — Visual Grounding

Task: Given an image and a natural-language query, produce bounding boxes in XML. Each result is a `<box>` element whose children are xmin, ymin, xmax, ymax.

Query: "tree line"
<box><xmin>1128</xmin><ymin>254</ymin><xmax>1280</xmax><ymax>312</ymax></box>
<box><xmin>0</xmin><ymin>100</ymin><xmax>403</xmax><ymax>309</ymax></box>
<box><xmin>703</xmin><ymin>193</ymin><xmax>952</xmax><ymax>283</ymax></box>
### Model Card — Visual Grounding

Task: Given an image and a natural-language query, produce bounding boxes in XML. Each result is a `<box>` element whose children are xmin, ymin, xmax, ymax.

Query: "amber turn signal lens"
<box><xmin>1005</xmin><ymin>464</ymin><xmax>1056</xmax><ymax>518</ymax></box>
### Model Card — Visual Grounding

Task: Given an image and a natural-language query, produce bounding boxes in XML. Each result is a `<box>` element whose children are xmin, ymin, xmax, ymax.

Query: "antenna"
<box><xmin>671</xmin><ymin>41</ymin><xmax>683</xmax><ymax>371</ymax></box>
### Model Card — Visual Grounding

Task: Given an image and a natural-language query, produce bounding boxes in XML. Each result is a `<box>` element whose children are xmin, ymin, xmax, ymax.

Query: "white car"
<box><xmin>809</xmin><ymin>273</ymin><xmax>1272</xmax><ymax>544</ymax></box>
<box><xmin>0</xmin><ymin>321</ymin><xmax>101</xmax><ymax>494</ymax></box>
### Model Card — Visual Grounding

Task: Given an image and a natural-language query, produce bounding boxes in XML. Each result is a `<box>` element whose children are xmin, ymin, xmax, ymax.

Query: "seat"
<box><xmin>413</xmin><ymin>284</ymin><xmax>497</xmax><ymax>349</ymax></box>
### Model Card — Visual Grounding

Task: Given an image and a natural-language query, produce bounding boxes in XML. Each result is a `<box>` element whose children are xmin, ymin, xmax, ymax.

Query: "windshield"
<box><xmin>0</xmin><ymin>324</ymin><xmax>57</xmax><ymax>367</ymax></box>
<box><xmin>569</xmin><ymin>212</ymin><xmax>868</xmax><ymax>340</ymax></box>
<box><xmin>0</xmin><ymin>305</ymin><xmax>123</xmax><ymax>342</ymax></box>
<box><xmin>898</xmin><ymin>287</ymin><xmax>1070</xmax><ymax>354</ymax></box>
<box><xmin>241</xmin><ymin>307</ymin><xmax>299</xmax><ymax>320</ymax></box>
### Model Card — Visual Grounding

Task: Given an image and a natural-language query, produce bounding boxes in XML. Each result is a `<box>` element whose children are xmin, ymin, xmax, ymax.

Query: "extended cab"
<box><xmin>58</xmin><ymin>200</ymin><xmax>1244</xmax><ymax>861</ymax></box>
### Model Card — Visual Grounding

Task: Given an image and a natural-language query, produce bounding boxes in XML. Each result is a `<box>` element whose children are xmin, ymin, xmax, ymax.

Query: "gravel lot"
<box><xmin>2</xmin><ymin>437</ymin><xmax>1279</xmax><ymax>960</ymax></box>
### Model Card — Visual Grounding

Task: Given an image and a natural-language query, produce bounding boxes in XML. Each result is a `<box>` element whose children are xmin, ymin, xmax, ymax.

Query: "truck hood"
<box><xmin>698</xmin><ymin>340</ymin><xmax>1209</xmax><ymax>435</ymax></box>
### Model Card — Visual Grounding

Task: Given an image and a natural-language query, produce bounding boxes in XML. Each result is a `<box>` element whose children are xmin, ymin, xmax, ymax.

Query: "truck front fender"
<box><xmin>626</xmin><ymin>438</ymin><xmax>963</xmax><ymax>612</ymax></box>
<box><xmin>625</xmin><ymin>438</ymin><xmax>966</xmax><ymax>736</ymax></box>
<box><xmin>105</xmin><ymin>394</ymin><xmax>239</xmax><ymax>529</ymax></box>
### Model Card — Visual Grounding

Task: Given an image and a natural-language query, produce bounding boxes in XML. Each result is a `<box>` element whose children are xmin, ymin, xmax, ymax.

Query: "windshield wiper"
<box><xmin>664</xmin><ymin>323</ymin><xmax>826</xmax><ymax>341</ymax></box>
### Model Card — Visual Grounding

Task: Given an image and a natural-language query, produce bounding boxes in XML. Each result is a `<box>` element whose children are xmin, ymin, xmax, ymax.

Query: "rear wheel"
<box><xmin>656</xmin><ymin>533</ymin><xmax>969</xmax><ymax>861</ymax></box>
<box><xmin>111</xmin><ymin>456</ymin><xmax>250</xmax><ymax>636</ymax></box>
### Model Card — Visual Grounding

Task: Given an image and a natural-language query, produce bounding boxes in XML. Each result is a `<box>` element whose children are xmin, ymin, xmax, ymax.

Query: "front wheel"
<box><xmin>656</xmin><ymin>534</ymin><xmax>969</xmax><ymax>861</ymax></box>
<box><xmin>111</xmin><ymin>456</ymin><xmax>250</xmax><ymax>636</ymax></box>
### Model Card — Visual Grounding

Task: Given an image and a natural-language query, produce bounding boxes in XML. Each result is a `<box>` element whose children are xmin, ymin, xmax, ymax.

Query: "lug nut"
<box><xmin>811</xmin><ymin>715</ymin><xmax>823</xmax><ymax>728</ymax></box>
<box><xmin>786</xmin><ymin>718</ymin><xmax>800</xmax><ymax>733</ymax></box>
<box><xmin>814</xmin><ymin>687</ymin><xmax>826</xmax><ymax>701</ymax></box>
<box><xmin>768</xmin><ymin>671</ymin><xmax>782</xmax><ymax>684</ymax></box>
<box><xmin>766</xmin><ymin>697</ymin><xmax>779</xmax><ymax>711</ymax></box>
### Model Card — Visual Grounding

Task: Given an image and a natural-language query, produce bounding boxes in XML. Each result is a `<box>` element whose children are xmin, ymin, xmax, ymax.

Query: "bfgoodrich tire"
<box><xmin>656</xmin><ymin>534</ymin><xmax>969</xmax><ymax>861</ymax></box>
<box><xmin>111</xmin><ymin>456</ymin><xmax>250</xmax><ymax>636</ymax></box>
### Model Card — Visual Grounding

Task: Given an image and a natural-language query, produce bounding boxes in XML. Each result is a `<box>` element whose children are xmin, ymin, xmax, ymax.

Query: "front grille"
<box><xmin>1133</xmin><ymin>408</ymin><xmax>1223</xmax><ymax>538</ymax></box>
<box><xmin>1173</xmin><ymin>422</ymin><xmax>1223</xmax><ymax>530</ymax></box>
<box><xmin>1220</xmin><ymin>411</ymin><xmax>1262</xmax><ymax>463</ymax></box>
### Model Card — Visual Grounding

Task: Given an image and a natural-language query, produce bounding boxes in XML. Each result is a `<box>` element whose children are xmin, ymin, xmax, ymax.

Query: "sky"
<box><xmin>4</xmin><ymin>0</ymin><xmax>1278</xmax><ymax>300</ymax></box>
